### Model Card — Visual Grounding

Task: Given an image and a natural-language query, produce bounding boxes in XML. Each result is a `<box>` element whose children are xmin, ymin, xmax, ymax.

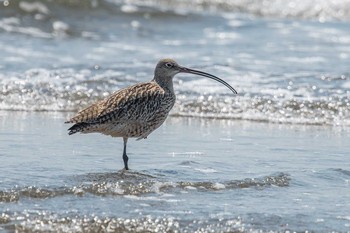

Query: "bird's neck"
<box><xmin>153</xmin><ymin>75</ymin><xmax>174</xmax><ymax>94</ymax></box>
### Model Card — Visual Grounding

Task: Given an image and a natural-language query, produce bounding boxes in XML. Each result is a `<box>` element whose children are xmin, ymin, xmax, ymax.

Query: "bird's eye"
<box><xmin>165</xmin><ymin>63</ymin><xmax>173</xmax><ymax>68</ymax></box>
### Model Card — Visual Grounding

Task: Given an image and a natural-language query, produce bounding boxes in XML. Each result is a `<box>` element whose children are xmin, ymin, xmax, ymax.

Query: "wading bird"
<box><xmin>66</xmin><ymin>58</ymin><xmax>237</xmax><ymax>170</ymax></box>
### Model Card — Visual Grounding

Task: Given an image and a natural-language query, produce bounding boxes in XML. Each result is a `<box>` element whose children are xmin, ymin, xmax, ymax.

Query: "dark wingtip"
<box><xmin>67</xmin><ymin>124</ymin><xmax>78</xmax><ymax>135</ymax></box>
<box><xmin>65</xmin><ymin>120</ymin><xmax>75</xmax><ymax>135</ymax></box>
<box><xmin>67</xmin><ymin>125</ymin><xmax>76</xmax><ymax>135</ymax></box>
<box><xmin>67</xmin><ymin>122</ymin><xmax>90</xmax><ymax>135</ymax></box>
<box><xmin>68</xmin><ymin>131</ymin><xmax>76</xmax><ymax>135</ymax></box>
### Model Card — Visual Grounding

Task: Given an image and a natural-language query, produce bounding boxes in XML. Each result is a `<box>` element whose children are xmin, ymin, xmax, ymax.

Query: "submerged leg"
<box><xmin>122</xmin><ymin>137</ymin><xmax>129</xmax><ymax>170</ymax></box>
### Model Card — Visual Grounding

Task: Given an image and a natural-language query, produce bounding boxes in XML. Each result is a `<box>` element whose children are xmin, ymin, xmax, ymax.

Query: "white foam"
<box><xmin>194</xmin><ymin>168</ymin><xmax>218</xmax><ymax>174</ymax></box>
<box><xmin>19</xmin><ymin>1</ymin><xmax>50</xmax><ymax>15</ymax></box>
<box><xmin>120</xmin><ymin>4</ymin><xmax>139</xmax><ymax>13</ymax></box>
<box><xmin>122</xmin><ymin>0</ymin><xmax>350</xmax><ymax>21</ymax></box>
<box><xmin>212</xmin><ymin>183</ymin><xmax>226</xmax><ymax>190</ymax></box>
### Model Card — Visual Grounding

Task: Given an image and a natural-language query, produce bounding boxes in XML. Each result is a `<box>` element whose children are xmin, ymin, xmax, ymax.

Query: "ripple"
<box><xmin>0</xmin><ymin>172</ymin><xmax>290</xmax><ymax>203</ymax></box>
<box><xmin>0</xmin><ymin>212</ymin><xmax>249</xmax><ymax>233</ymax></box>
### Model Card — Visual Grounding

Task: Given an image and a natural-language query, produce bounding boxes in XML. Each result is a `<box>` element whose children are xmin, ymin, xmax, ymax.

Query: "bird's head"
<box><xmin>154</xmin><ymin>58</ymin><xmax>181</xmax><ymax>78</ymax></box>
<box><xmin>154</xmin><ymin>58</ymin><xmax>237</xmax><ymax>94</ymax></box>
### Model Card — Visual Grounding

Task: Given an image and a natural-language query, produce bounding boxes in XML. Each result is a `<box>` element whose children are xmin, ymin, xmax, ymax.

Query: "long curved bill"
<box><xmin>179</xmin><ymin>66</ymin><xmax>238</xmax><ymax>94</ymax></box>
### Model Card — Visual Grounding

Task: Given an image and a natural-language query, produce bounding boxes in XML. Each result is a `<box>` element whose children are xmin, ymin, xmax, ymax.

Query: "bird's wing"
<box><xmin>65</xmin><ymin>98</ymin><xmax>104</xmax><ymax>124</ymax></box>
<box><xmin>66</xmin><ymin>82</ymin><xmax>164</xmax><ymax>124</ymax></box>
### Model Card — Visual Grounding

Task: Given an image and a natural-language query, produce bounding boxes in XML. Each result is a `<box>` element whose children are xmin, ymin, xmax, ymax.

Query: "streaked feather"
<box><xmin>66</xmin><ymin>81</ymin><xmax>175</xmax><ymax>138</ymax></box>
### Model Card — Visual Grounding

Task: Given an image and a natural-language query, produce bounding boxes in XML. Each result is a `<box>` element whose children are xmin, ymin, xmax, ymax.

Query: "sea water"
<box><xmin>0</xmin><ymin>0</ymin><xmax>350</xmax><ymax>232</ymax></box>
<box><xmin>1</xmin><ymin>112</ymin><xmax>349</xmax><ymax>232</ymax></box>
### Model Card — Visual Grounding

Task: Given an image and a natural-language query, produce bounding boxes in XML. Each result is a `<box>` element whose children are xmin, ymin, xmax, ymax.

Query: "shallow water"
<box><xmin>0</xmin><ymin>112</ymin><xmax>349</xmax><ymax>232</ymax></box>
<box><xmin>1</xmin><ymin>0</ymin><xmax>350</xmax><ymax>232</ymax></box>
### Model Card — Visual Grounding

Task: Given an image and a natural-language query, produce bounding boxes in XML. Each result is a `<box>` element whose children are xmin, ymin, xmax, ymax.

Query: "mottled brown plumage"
<box><xmin>66</xmin><ymin>58</ymin><xmax>237</xmax><ymax>170</ymax></box>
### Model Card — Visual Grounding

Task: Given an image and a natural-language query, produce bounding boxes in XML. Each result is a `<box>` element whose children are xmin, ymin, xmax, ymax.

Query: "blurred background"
<box><xmin>0</xmin><ymin>0</ymin><xmax>349</xmax><ymax>125</ymax></box>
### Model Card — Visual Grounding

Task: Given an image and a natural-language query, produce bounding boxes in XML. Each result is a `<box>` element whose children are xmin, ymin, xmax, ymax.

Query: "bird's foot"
<box><xmin>120</xmin><ymin>167</ymin><xmax>129</xmax><ymax>173</ymax></box>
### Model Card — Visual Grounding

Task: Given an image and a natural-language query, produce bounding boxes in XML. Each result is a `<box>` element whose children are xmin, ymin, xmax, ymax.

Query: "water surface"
<box><xmin>1</xmin><ymin>112</ymin><xmax>349</xmax><ymax>232</ymax></box>
<box><xmin>1</xmin><ymin>0</ymin><xmax>350</xmax><ymax>232</ymax></box>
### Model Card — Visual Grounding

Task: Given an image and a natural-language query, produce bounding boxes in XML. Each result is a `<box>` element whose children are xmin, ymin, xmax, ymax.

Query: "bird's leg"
<box><xmin>123</xmin><ymin>137</ymin><xmax>129</xmax><ymax>170</ymax></box>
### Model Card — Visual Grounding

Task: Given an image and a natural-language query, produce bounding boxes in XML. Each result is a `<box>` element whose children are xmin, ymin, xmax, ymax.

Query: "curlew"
<box><xmin>65</xmin><ymin>58</ymin><xmax>237</xmax><ymax>170</ymax></box>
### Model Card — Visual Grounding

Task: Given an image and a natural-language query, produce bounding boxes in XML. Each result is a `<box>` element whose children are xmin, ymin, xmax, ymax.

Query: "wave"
<box><xmin>123</xmin><ymin>0</ymin><xmax>350</xmax><ymax>21</ymax></box>
<box><xmin>173</xmin><ymin>94</ymin><xmax>350</xmax><ymax>126</ymax></box>
<box><xmin>1</xmin><ymin>0</ymin><xmax>350</xmax><ymax>21</ymax></box>
<box><xmin>0</xmin><ymin>68</ymin><xmax>349</xmax><ymax>126</ymax></box>
<box><xmin>0</xmin><ymin>171</ymin><xmax>290</xmax><ymax>203</ymax></box>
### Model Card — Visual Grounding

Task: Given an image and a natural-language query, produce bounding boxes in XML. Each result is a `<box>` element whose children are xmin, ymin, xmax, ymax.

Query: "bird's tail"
<box><xmin>67</xmin><ymin>122</ymin><xmax>91</xmax><ymax>135</ymax></box>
